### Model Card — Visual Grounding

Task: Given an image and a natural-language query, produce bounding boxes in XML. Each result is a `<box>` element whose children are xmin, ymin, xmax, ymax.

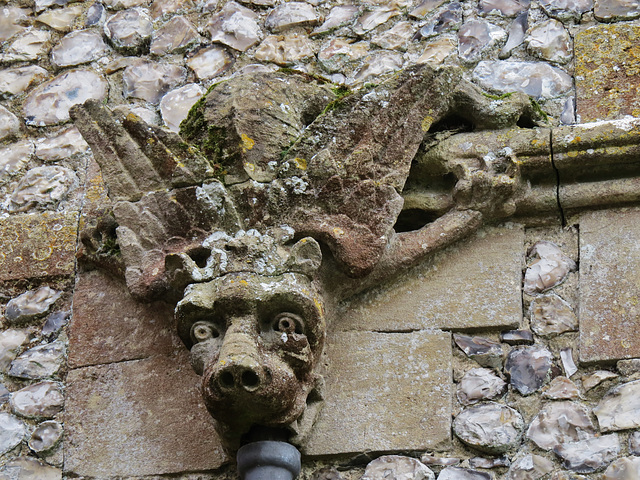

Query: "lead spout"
<box><xmin>237</xmin><ymin>441</ymin><xmax>302</xmax><ymax>480</ymax></box>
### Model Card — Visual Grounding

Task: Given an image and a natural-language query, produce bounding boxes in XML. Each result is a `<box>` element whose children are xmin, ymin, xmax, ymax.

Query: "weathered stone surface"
<box><xmin>186</xmin><ymin>45</ymin><xmax>234</xmax><ymax>79</ymax></box>
<box><xmin>576</xmin><ymin>25</ymin><xmax>640</xmax><ymax>122</ymax></box>
<box><xmin>0</xmin><ymin>66</ymin><xmax>48</xmax><ymax>97</ymax></box>
<box><xmin>540</xmin><ymin>0</ymin><xmax>593</xmax><ymax>21</ymax></box>
<box><xmin>3</xmin><ymin>29</ymin><xmax>51</xmax><ymax>62</ymax></box>
<box><xmin>10</xmin><ymin>381</ymin><xmax>64</xmax><ymax>418</ymax></box>
<box><xmin>457</xmin><ymin>368</ymin><xmax>506</xmax><ymax>405</ymax></box>
<box><xmin>594</xmin><ymin>0</ymin><xmax>640</xmax><ymax>20</ymax></box>
<box><xmin>525</xmin><ymin>19</ymin><xmax>571</xmax><ymax>64</ymax></box>
<box><xmin>501</xmin><ymin>330</ymin><xmax>534</xmax><ymax>345</ymax></box>
<box><xmin>339</xmin><ymin>227</ymin><xmax>523</xmax><ymax>331</ymax></box>
<box><xmin>304</xmin><ymin>330</ymin><xmax>451</xmax><ymax>455</ymax></box>
<box><xmin>500</xmin><ymin>13</ymin><xmax>527</xmax><ymax>58</ymax></box>
<box><xmin>453</xmin><ymin>402</ymin><xmax>524</xmax><ymax>454</ymax></box>
<box><xmin>362</xmin><ymin>456</ymin><xmax>435</xmax><ymax>480</ymax></box>
<box><xmin>35</xmin><ymin>127</ymin><xmax>89</xmax><ymax>161</ymax></box>
<box><xmin>207</xmin><ymin>1</ymin><xmax>261</xmax><ymax>52</ymax></box>
<box><xmin>8</xmin><ymin>166</ymin><xmax>78</xmax><ymax>213</ymax></box>
<box><xmin>479</xmin><ymin>0</ymin><xmax>529</xmax><ymax>15</ymax></box>
<box><xmin>69</xmin><ymin>270</ymin><xmax>179</xmax><ymax>368</ymax></box>
<box><xmin>524</xmin><ymin>241</ymin><xmax>576</xmax><ymax>295</ymax></box>
<box><xmin>150</xmin><ymin>0</ymin><xmax>194</xmax><ymax>18</ymax></box>
<box><xmin>312</xmin><ymin>5</ymin><xmax>359</xmax><ymax>36</ymax></box>
<box><xmin>255</xmin><ymin>33</ymin><xmax>315</xmax><ymax>65</ymax></box>
<box><xmin>421</xmin><ymin>454</ymin><xmax>461</xmax><ymax>467</ymax></box>
<box><xmin>526</xmin><ymin>401</ymin><xmax>595</xmax><ymax>451</ymax></box>
<box><xmin>507</xmin><ymin>454</ymin><xmax>554</xmax><ymax>480</ymax></box>
<box><xmin>582</xmin><ymin>370</ymin><xmax>618</xmax><ymax>390</ymax></box>
<box><xmin>469</xmin><ymin>457</ymin><xmax>509</xmax><ymax>468</ymax></box>
<box><xmin>543</xmin><ymin>376</ymin><xmax>580</xmax><ymax>399</ymax></box>
<box><xmin>530</xmin><ymin>294</ymin><xmax>577</xmax><ymax>336</ymax></box>
<box><xmin>104</xmin><ymin>8</ymin><xmax>153</xmax><ymax>52</ymax></box>
<box><xmin>51</xmin><ymin>30</ymin><xmax>110</xmax><ymax>67</ymax></box>
<box><xmin>23</xmin><ymin>70</ymin><xmax>108</xmax><ymax>126</ymax></box>
<box><xmin>0</xmin><ymin>329</ymin><xmax>29</xmax><ymax>371</ymax></box>
<box><xmin>458</xmin><ymin>20</ymin><xmax>506</xmax><ymax>63</ymax></box>
<box><xmin>0</xmin><ymin>456</ymin><xmax>61</xmax><ymax>480</ymax></box>
<box><xmin>150</xmin><ymin>15</ymin><xmax>201</xmax><ymax>55</ymax></box>
<box><xmin>629</xmin><ymin>432</ymin><xmax>640</xmax><ymax>455</ymax></box>
<box><xmin>454</xmin><ymin>335</ymin><xmax>503</xmax><ymax>368</ymax></box>
<box><xmin>0</xmin><ymin>413</ymin><xmax>25</xmax><ymax>455</ymax></box>
<box><xmin>414</xmin><ymin>1</ymin><xmax>460</xmax><ymax>40</ymax></box>
<box><xmin>42</xmin><ymin>311</ymin><xmax>70</xmax><ymax>337</ymax></box>
<box><xmin>616</xmin><ymin>358</ymin><xmax>640</xmax><ymax>377</ymax></box>
<box><xmin>0</xmin><ymin>211</ymin><xmax>78</xmax><ymax>282</ymax></box>
<box><xmin>417</xmin><ymin>36</ymin><xmax>457</xmax><ymax>65</ymax></box>
<box><xmin>8</xmin><ymin>341</ymin><xmax>66</xmax><ymax>379</ymax></box>
<box><xmin>372</xmin><ymin>21</ymin><xmax>414</xmax><ymax>50</ymax></box>
<box><xmin>580</xmin><ymin>209</ymin><xmax>640</xmax><ymax>362</ymax></box>
<box><xmin>353</xmin><ymin>7</ymin><xmax>399</xmax><ymax>35</ymax></box>
<box><xmin>560</xmin><ymin>348</ymin><xmax>577</xmax><ymax>377</ymax></box>
<box><xmin>5</xmin><ymin>287</ymin><xmax>61</xmax><ymax>324</ymax></box>
<box><xmin>604</xmin><ymin>457</ymin><xmax>640</xmax><ymax>480</ymax></box>
<box><xmin>160</xmin><ymin>83</ymin><xmax>204</xmax><ymax>132</ymax></box>
<box><xmin>36</xmin><ymin>4</ymin><xmax>83</xmax><ymax>31</ymax></box>
<box><xmin>29</xmin><ymin>420</ymin><xmax>63</xmax><ymax>453</ymax></box>
<box><xmin>318</xmin><ymin>39</ymin><xmax>369</xmax><ymax>73</ymax></box>
<box><xmin>0</xmin><ymin>6</ymin><xmax>30</xmax><ymax>42</ymax></box>
<box><xmin>103</xmin><ymin>0</ymin><xmax>148</xmax><ymax>9</ymax></box>
<box><xmin>593</xmin><ymin>380</ymin><xmax>640</xmax><ymax>432</ymax></box>
<box><xmin>473</xmin><ymin>61</ymin><xmax>572</xmax><ymax>99</ymax></box>
<box><xmin>85</xmin><ymin>2</ymin><xmax>106</xmax><ymax>26</ymax></box>
<box><xmin>0</xmin><ymin>384</ymin><xmax>9</xmax><ymax>404</ymax></box>
<box><xmin>438</xmin><ymin>467</ymin><xmax>491</xmax><ymax>480</ymax></box>
<box><xmin>0</xmin><ymin>105</ymin><xmax>20</xmax><ymax>141</ymax></box>
<box><xmin>265</xmin><ymin>2</ymin><xmax>318</xmax><ymax>32</ymax></box>
<box><xmin>505</xmin><ymin>345</ymin><xmax>553</xmax><ymax>395</ymax></box>
<box><xmin>122</xmin><ymin>61</ymin><xmax>187</xmax><ymax>103</ymax></box>
<box><xmin>554</xmin><ymin>434</ymin><xmax>620</xmax><ymax>473</ymax></box>
<box><xmin>64</xmin><ymin>353</ymin><xmax>228</xmax><ymax>477</ymax></box>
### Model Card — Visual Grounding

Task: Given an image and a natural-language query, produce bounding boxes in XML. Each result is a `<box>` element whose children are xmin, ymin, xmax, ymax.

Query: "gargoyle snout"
<box><xmin>211</xmin><ymin>332</ymin><xmax>270</xmax><ymax>394</ymax></box>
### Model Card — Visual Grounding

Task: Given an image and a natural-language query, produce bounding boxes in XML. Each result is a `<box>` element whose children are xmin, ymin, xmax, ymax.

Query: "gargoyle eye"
<box><xmin>190</xmin><ymin>321</ymin><xmax>220</xmax><ymax>343</ymax></box>
<box><xmin>272</xmin><ymin>313</ymin><xmax>304</xmax><ymax>335</ymax></box>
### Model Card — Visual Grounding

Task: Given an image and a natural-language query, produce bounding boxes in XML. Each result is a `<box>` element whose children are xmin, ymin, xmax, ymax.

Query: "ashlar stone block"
<box><xmin>303</xmin><ymin>330</ymin><xmax>452</xmax><ymax>455</ymax></box>
<box><xmin>580</xmin><ymin>208</ymin><xmax>640</xmax><ymax>362</ymax></box>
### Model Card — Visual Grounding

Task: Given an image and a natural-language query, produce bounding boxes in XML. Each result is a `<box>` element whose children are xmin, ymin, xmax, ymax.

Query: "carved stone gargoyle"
<box><xmin>71</xmin><ymin>64</ymin><xmax>640</xmax><ymax>451</ymax></box>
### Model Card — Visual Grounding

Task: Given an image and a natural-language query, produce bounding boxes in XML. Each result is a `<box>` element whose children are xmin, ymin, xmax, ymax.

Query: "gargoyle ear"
<box><xmin>285</xmin><ymin>237</ymin><xmax>322</xmax><ymax>276</ymax></box>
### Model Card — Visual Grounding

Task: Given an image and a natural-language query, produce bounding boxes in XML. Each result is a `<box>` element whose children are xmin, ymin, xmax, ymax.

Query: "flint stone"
<box><xmin>42</xmin><ymin>311</ymin><xmax>70</xmax><ymax>337</ymax></box>
<box><xmin>0</xmin><ymin>413</ymin><xmax>25</xmax><ymax>455</ymax></box>
<box><xmin>312</xmin><ymin>5</ymin><xmax>359</xmax><ymax>36</ymax></box>
<box><xmin>150</xmin><ymin>0</ymin><xmax>195</xmax><ymax>18</ymax></box>
<box><xmin>36</xmin><ymin>4</ymin><xmax>83</xmax><ymax>31</ymax></box>
<box><xmin>421</xmin><ymin>454</ymin><xmax>460</xmax><ymax>467</ymax></box>
<box><xmin>255</xmin><ymin>33</ymin><xmax>315</xmax><ymax>66</ymax></box>
<box><xmin>438</xmin><ymin>467</ymin><xmax>492</xmax><ymax>480</ymax></box>
<box><xmin>469</xmin><ymin>457</ymin><xmax>510</xmax><ymax>468</ymax></box>
<box><xmin>525</xmin><ymin>19</ymin><xmax>572</xmax><ymax>64</ymax></box>
<box><xmin>150</xmin><ymin>15</ymin><xmax>201</xmax><ymax>55</ymax></box>
<box><xmin>310</xmin><ymin>467</ymin><xmax>342</xmax><ymax>480</ymax></box>
<box><xmin>507</xmin><ymin>454</ymin><xmax>554</xmax><ymax>480</ymax></box>
<box><xmin>0</xmin><ymin>456</ymin><xmax>61</xmax><ymax>480</ymax></box>
<box><xmin>579</xmin><ymin>209</ymin><xmax>640</xmax><ymax>362</ymax></box>
<box><xmin>51</xmin><ymin>30</ymin><xmax>110</xmax><ymax>67</ymax></box>
<box><xmin>500</xmin><ymin>13</ymin><xmax>527</xmax><ymax>59</ymax></box>
<box><xmin>4</xmin><ymin>29</ymin><xmax>51</xmax><ymax>61</ymax></box>
<box><xmin>207</xmin><ymin>1</ymin><xmax>261</xmax><ymax>52</ymax></box>
<box><xmin>473</xmin><ymin>61</ymin><xmax>572</xmax><ymax>99</ymax></box>
<box><xmin>104</xmin><ymin>8</ymin><xmax>153</xmax><ymax>52</ymax></box>
<box><xmin>593</xmin><ymin>380</ymin><xmax>640</xmax><ymax>432</ymax></box>
<box><xmin>524</xmin><ymin>241</ymin><xmax>576</xmax><ymax>295</ymax></box>
<box><xmin>560</xmin><ymin>348</ymin><xmax>578</xmax><ymax>377</ymax></box>
<box><xmin>23</xmin><ymin>70</ymin><xmax>108</xmax><ymax>126</ymax></box>
<box><xmin>457</xmin><ymin>368</ymin><xmax>506</xmax><ymax>405</ymax></box>
<box><xmin>453</xmin><ymin>402</ymin><xmax>524</xmax><ymax>454</ymax></box>
<box><xmin>582</xmin><ymin>370</ymin><xmax>617</xmax><ymax>391</ymax></box>
<box><xmin>629</xmin><ymin>432</ymin><xmax>640</xmax><ymax>455</ymax></box>
<box><xmin>187</xmin><ymin>46</ymin><xmax>234</xmax><ymax>80</ymax></box>
<box><xmin>0</xmin><ymin>384</ymin><xmax>8</xmax><ymax>404</ymax></box>
<box><xmin>160</xmin><ymin>83</ymin><xmax>204</xmax><ymax>132</ymax></box>
<box><xmin>616</xmin><ymin>358</ymin><xmax>640</xmax><ymax>377</ymax></box>
<box><xmin>122</xmin><ymin>61</ymin><xmax>186</xmax><ymax>103</ymax></box>
<box><xmin>265</xmin><ymin>2</ymin><xmax>318</xmax><ymax>32</ymax></box>
<box><xmin>501</xmin><ymin>330</ymin><xmax>534</xmax><ymax>345</ymax></box>
<box><xmin>372</xmin><ymin>21</ymin><xmax>414</xmax><ymax>50</ymax></box>
<box><xmin>417</xmin><ymin>37</ymin><xmax>457</xmax><ymax>65</ymax></box>
<box><xmin>36</xmin><ymin>127</ymin><xmax>89</xmax><ymax>161</ymax></box>
<box><xmin>594</xmin><ymin>0</ymin><xmax>640</xmax><ymax>20</ymax></box>
<box><xmin>458</xmin><ymin>20</ymin><xmax>506</xmax><ymax>63</ymax></box>
<box><xmin>0</xmin><ymin>66</ymin><xmax>48</xmax><ymax>97</ymax></box>
<box><xmin>64</xmin><ymin>353</ymin><xmax>227</xmax><ymax>477</ymax></box>
<box><xmin>411</xmin><ymin>0</ymin><xmax>448</xmax><ymax>17</ymax></box>
<box><xmin>0</xmin><ymin>140</ymin><xmax>33</xmax><ymax>181</ymax></box>
<box><xmin>85</xmin><ymin>2</ymin><xmax>106</xmax><ymax>25</ymax></box>
<box><xmin>479</xmin><ymin>0</ymin><xmax>529</xmax><ymax>15</ymax></box>
<box><xmin>29</xmin><ymin>420</ymin><xmax>63</xmax><ymax>453</ymax></box>
<box><xmin>0</xmin><ymin>212</ymin><xmax>78</xmax><ymax>281</ymax></box>
<box><xmin>530</xmin><ymin>294</ymin><xmax>577</xmax><ymax>336</ymax></box>
<box><xmin>5</xmin><ymin>287</ymin><xmax>61</xmax><ymax>324</ymax></box>
<box><xmin>350</xmin><ymin>51</ymin><xmax>402</xmax><ymax>84</ymax></box>
<box><xmin>8</xmin><ymin>166</ymin><xmax>78</xmax><ymax>213</ymax></box>
<box><xmin>0</xmin><ymin>7</ymin><xmax>30</xmax><ymax>42</ymax></box>
<box><xmin>353</xmin><ymin>7</ymin><xmax>399</xmax><ymax>35</ymax></box>
<box><xmin>103</xmin><ymin>0</ymin><xmax>148</xmax><ymax>9</ymax></box>
<box><xmin>304</xmin><ymin>331</ymin><xmax>452</xmax><ymax>455</ymax></box>
<box><xmin>554</xmin><ymin>434</ymin><xmax>620</xmax><ymax>473</ymax></box>
<box><xmin>505</xmin><ymin>345</ymin><xmax>553</xmax><ymax>395</ymax></box>
<box><xmin>454</xmin><ymin>334</ymin><xmax>503</xmax><ymax>369</ymax></box>
<box><xmin>0</xmin><ymin>106</ymin><xmax>20</xmax><ymax>141</ymax></box>
<box><xmin>527</xmin><ymin>401</ymin><xmax>595</xmax><ymax>451</ymax></box>
<box><xmin>543</xmin><ymin>376</ymin><xmax>580</xmax><ymax>399</ymax></box>
<box><xmin>540</xmin><ymin>0</ymin><xmax>593</xmax><ymax>20</ymax></box>
<box><xmin>10</xmin><ymin>381</ymin><xmax>64</xmax><ymax>418</ymax></box>
<box><xmin>0</xmin><ymin>329</ymin><xmax>29</xmax><ymax>371</ymax></box>
<box><xmin>362</xmin><ymin>456</ymin><xmax>435</xmax><ymax>480</ymax></box>
<box><xmin>415</xmin><ymin>3</ymin><xmax>462</xmax><ymax>39</ymax></box>
<box><xmin>318</xmin><ymin>39</ymin><xmax>369</xmax><ymax>73</ymax></box>
<box><xmin>9</xmin><ymin>341</ymin><xmax>66</xmax><ymax>379</ymax></box>
<box><xmin>604</xmin><ymin>457</ymin><xmax>640</xmax><ymax>480</ymax></box>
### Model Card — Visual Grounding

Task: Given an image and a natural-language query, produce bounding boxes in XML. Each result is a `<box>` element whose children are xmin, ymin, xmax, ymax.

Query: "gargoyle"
<box><xmin>71</xmin><ymin>64</ymin><xmax>551</xmax><ymax>450</ymax></box>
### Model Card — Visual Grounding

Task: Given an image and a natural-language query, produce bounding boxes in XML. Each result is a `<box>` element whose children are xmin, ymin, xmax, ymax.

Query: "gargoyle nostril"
<box><xmin>241</xmin><ymin>370</ymin><xmax>260</xmax><ymax>389</ymax></box>
<box><xmin>219</xmin><ymin>370</ymin><xmax>235</xmax><ymax>389</ymax></box>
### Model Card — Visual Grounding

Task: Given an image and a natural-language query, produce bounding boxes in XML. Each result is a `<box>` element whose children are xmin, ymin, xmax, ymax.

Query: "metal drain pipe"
<box><xmin>237</xmin><ymin>441</ymin><xmax>301</xmax><ymax>480</ymax></box>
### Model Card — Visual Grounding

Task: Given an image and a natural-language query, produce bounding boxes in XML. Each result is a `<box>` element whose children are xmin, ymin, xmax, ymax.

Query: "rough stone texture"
<box><xmin>35</xmin><ymin>127</ymin><xmax>89</xmax><ymax>161</ymax></box>
<box><xmin>0</xmin><ymin>330</ymin><xmax>29</xmax><ymax>371</ymax></box>
<box><xmin>10</xmin><ymin>381</ymin><xmax>64</xmax><ymax>418</ymax></box>
<box><xmin>338</xmin><ymin>226</ymin><xmax>523</xmax><ymax>331</ymax></box>
<box><xmin>604</xmin><ymin>457</ymin><xmax>640</xmax><ymax>480</ymax></box>
<box><xmin>28</xmin><ymin>420</ymin><xmax>63</xmax><ymax>453</ymax></box>
<box><xmin>69</xmin><ymin>270</ymin><xmax>180</xmax><ymax>369</ymax></box>
<box><xmin>51</xmin><ymin>30</ymin><xmax>110</xmax><ymax>67</ymax></box>
<box><xmin>304</xmin><ymin>330</ymin><xmax>451</xmax><ymax>455</ymax></box>
<box><xmin>159</xmin><ymin>83</ymin><xmax>204</xmax><ymax>132</ymax></box>
<box><xmin>0</xmin><ymin>66</ymin><xmax>48</xmax><ymax>97</ymax></box>
<box><xmin>579</xmin><ymin>208</ymin><xmax>640</xmax><ymax>362</ymax></box>
<box><xmin>582</xmin><ymin>370</ymin><xmax>618</xmax><ymax>390</ymax></box>
<box><xmin>207</xmin><ymin>1</ymin><xmax>261</xmax><ymax>52</ymax></box>
<box><xmin>473</xmin><ymin>61</ymin><xmax>572</xmax><ymax>99</ymax></box>
<box><xmin>505</xmin><ymin>345</ymin><xmax>553</xmax><ymax>395</ymax></box>
<box><xmin>524</xmin><ymin>241</ymin><xmax>576</xmax><ymax>295</ymax></box>
<box><xmin>8</xmin><ymin>166</ymin><xmax>79</xmax><ymax>213</ymax></box>
<box><xmin>526</xmin><ymin>401</ymin><xmax>595</xmax><ymax>450</ymax></box>
<box><xmin>543</xmin><ymin>376</ymin><xmax>580</xmax><ymax>399</ymax></box>
<box><xmin>575</xmin><ymin>25</ymin><xmax>640</xmax><ymax>122</ymax></box>
<box><xmin>0</xmin><ymin>105</ymin><xmax>20</xmax><ymax>141</ymax></box>
<box><xmin>629</xmin><ymin>432</ymin><xmax>640</xmax><ymax>455</ymax></box>
<box><xmin>593</xmin><ymin>380</ymin><xmax>640</xmax><ymax>432</ymax></box>
<box><xmin>453</xmin><ymin>402</ymin><xmax>524</xmax><ymax>454</ymax></box>
<box><xmin>362</xmin><ymin>456</ymin><xmax>435</xmax><ymax>480</ymax></box>
<box><xmin>186</xmin><ymin>45</ymin><xmax>234</xmax><ymax>80</ymax></box>
<box><xmin>454</xmin><ymin>335</ymin><xmax>504</xmax><ymax>369</ymax></box>
<box><xmin>0</xmin><ymin>212</ymin><xmax>78</xmax><ymax>282</ymax></box>
<box><xmin>553</xmin><ymin>434</ymin><xmax>620</xmax><ymax>473</ymax></box>
<box><xmin>64</xmin><ymin>352</ymin><xmax>228</xmax><ymax>477</ymax></box>
<box><xmin>529</xmin><ymin>294</ymin><xmax>578</xmax><ymax>336</ymax></box>
<box><xmin>507</xmin><ymin>454</ymin><xmax>554</xmax><ymax>480</ymax></box>
<box><xmin>0</xmin><ymin>413</ymin><xmax>25</xmax><ymax>455</ymax></box>
<box><xmin>438</xmin><ymin>467</ymin><xmax>491</xmax><ymax>480</ymax></box>
<box><xmin>457</xmin><ymin>368</ymin><xmax>507</xmax><ymax>405</ymax></box>
<box><xmin>0</xmin><ymin>456</ymin><xmax>61</xmax><ymax>480</ymax></box>
<box><xmin>8</xmin><ymin>341</ymin><xmax>66</xmax><ymax>379</ymax></box>
<box><xmin>122</xmin><ymin>61</ymin><xmax>187</xmax><ymax>103</ymax></box>
<box><xmin>5</xmin><ymin>287</ymin><xmax>61</xmax><ymax>324</ymax></box>
<box><xmin>104</xmin><ymin>8</ymin><xmax>153</xmax><ymax>52</ymax></box>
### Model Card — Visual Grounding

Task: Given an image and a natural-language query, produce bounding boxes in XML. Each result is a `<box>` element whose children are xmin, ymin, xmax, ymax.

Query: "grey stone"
<box><xmin>265</xmin><ymin>2</ymin><xmax>318</xmax><ymax>33</ymax></box>
<box><xmin>29</xmin><ymin>420</ymin><xmax>63</xmax><ymax>452</ymax></box>
<box><xmin>0</xmin><ymin>384</ymin><xmax>9</xmax><ymax>405</ymax></box>
<box><xmin>7</xmin><ymin>166</ymin><xmax>78</xmax><ymax>213</ymax></box>
<box><xmin>0</xmin><ymin>105</ymin><xmax>20</xmax><ymax>141</ymax></box>
<box><xmin>35</xmin><ymin>127</ymin><xmax>90</xmax><ymax>161</ymax></box>
<box><xmin>8</xmin><ymin>341</ymin><xmax>66</xmax><ymax>379</ymax></box>
<box><xmin>604</xmin><ymin>457</ymin><xmax>640</xmax><ymax>480</ymax></box>
<box><xmin>469</xmin><ymin>457</ymin><xmax>510</xmax><ymax>468</ymax></box>
<box><xmin>104</xmin><ymin>8</ymin><xmax>153</xmax><ymax>52</ymax></box>
<box><xmin>454</xmin><ymin>335</ymin><xmax>503</xmax><ymax>369</ymax></box>
<box><xmin>530</xmin><ymin>294</ymin><xmax>578</xmax><ymax>336</ymax></box>
<box><xmin>160</xmin><ymin>83</ymin><xmax>204</xmax><ymax>132</ymax></box>
<box><xmin>5</xmin><ymin>287</ymin><xmax>61</xmax><ymax>324</ymax></box>
<box><xmin>150</xmin><ymin>0</ymin><xmax>194</xmax><ymax>18</ymax></box>
<box><xmin>0</xmin><ymin>66</ymin><xmax>48</xmax><ymax>97</ymax></box>
<box><xmin>186</xmin><ymin>46</ymin><xmax>234</xmax><ymax>80</ymax></box>
<box><xmin>0</xmin><ymin>329</ymin><xmax>29</xmax><ymax>371</ymax></box>
<box><xmin>594</xmin><ymin>0</ymin><xmax>640</xmax><ymax>20</ymax></box>
<box><xmin>207</xmin><ymin>1</ymin><xmax>261</xmax><ymax>52</ymax></box>
<box><xmin>458</xmin><ymin>20</ymin><xmax>506</xmax><ymax>63</ymax></box>
<box><xmin>23</xmin><ymin>69</ymin><xmax>108</xmax><ymax>126</ymax></box>
<box><xmin>350</xmin><ymin>51</ymin><xmax>403</xmax><ymax>85</ymax></box>
<box><xmin>524</xmin><ymin>241</ymin><xmax>576</xmax><ymax>295</ymax></box>
<box><xmin>353</xmin><ymin>7</ymin><xmax>400</xmax><ymax>35</ymax></box>
<box><xmin>560</xmin><ymin>348</ymin><xmax>578</xmax><ymax>377</ymax></box>
<box><xmin>103</xmin><ymin>0</ymin><xmax>148</xmax><ymax>9</ymax></box>
<box><xmin>554</xmin><ymin>434</ymin><xmax>620</xmax><ymax>473</ymax></box>
<box><xmin>540</xmin><ymin>0</ymin><xmax>593</xmax><ymax>21</ymax></box>
<box><xmin>526</xmin><ymin>401</ymin><xmax>595</xmax><ymax>451</ymax></box>
<box><xmin>372</xmin><ymin>21</ymin><xmax>414</xmax><ymax>50</ymax></box>
<box><xmin>507</xmin><ymin>454</ymin><xmax>554</xmax><ymax>480</ymax></box>
<box><xmin>501</xmin><ymin>330</ymin><xmax>534</xmax><ymax>345</ymax></box>
<box><xmin>417</xmin><ymin>36</ymin><xmax>457</xmax><ymax>65</ymax></box>
<box><xmin>318</xmin><ymin>39</ymin><xmax>369</xmax><ymax>73</ymax></box>
<box><xmin>525</xmin><ymin>19</ymin><xmax>572</xmax><ymax>64</ymax></box>
<box><xmin>42</xmin><ymin>311</ymin><xmax>70</xmax><ymax>337</ymax></box>
<box><xmin>36</xmin><ymin>5</ymin><xmax>83</xmax><ymax>32</ymax></box>
<box><xmin>122</xmin><ymin>61</ymin><xmax>187</xmax><ymax>103</ymax></box>
<box><xmin>500</xmin><ymin>13</ymin><xmax>527</xmax><ymax>58</ymax></box>
<box><xmin>51</xmin><ymin>30</ymin><xmax>109</xmax><ymax>67</ymax></box>
<box><xmin>616</xmin><ymin>358</ymin><xmax>640</xmax><ymax>377</ymax></box>
<box><xmin>438</xmin><ymin>467</ymin><xmax>492</xmax><ymax>480</ymax></box>
<box><xmin>312</xmin><ymin>5</ymin><xmax>359</xmax><ymax>36</ymax></box>
<box><xmin>453</xmin><ymin>402</ymin><xmax>524</xmax><ymax>454</ymax></box>
<box><xmin>85</xmin><ymin>2</ymin><xmax>106</xmax><ymax>26</ymax></box>
<box><xmin>255</xmin><ymin>33</ymin><xmax>315</xmax><ymax>66</ymax></box>
<box><xmin>0</xmin><ymin>413</ymin><xmax>25</xmax><ymax>455</ymax></box>
<box><xmin>0</xmin><ymin>6</ymin><xmax>30</xmax><ymax>42</ymax></box>
<box><xmin>479</xmin><ymin>0</ymin><xmax>529</xmax><ymax>15</ymax></box>
<box><xmin>543</xmin><ymin>376</ymin><xmax>580</xmax><ymax>399</ymax></box>
<box><xmin>457</xmin><ymin>368</ymin><xmax>507</xmax><ymax>405</ymax></box>
<box><xmin>0</xmin><ymin>456</ymin><xmax>61</xmax><ymax>480</ymax></box>
<box><xmin>0</xmin><ymin>140</ymin><xmax>33</xmax><ymax>181</ymax></box>
<box><xmin>505</xmin><ymin>345</ymin><xmax>553</xmax><ymax>395</ymax></box>
<box><xmin>2</xmin><ymin>29</ymin><xmax>51</xmax><ymax>62</ymax></box>
<box><xmin>473</xmin><ymin>61</ymin><xmax>573</xmax><ymax>99</ymax></box>
<box><xmin>10</xmin><ymin>381</ymin><xmax>64</xmax><ymax>418</ymax></box>
<box><xmin>629</xmin><ymin>432</ymin><xmax>640</xmax><ymax>455</ymax></box>
<box><xmin>410</xmin><ymin>0</ymin><xmax>448</xmax><ymax>17</ymax></box>
<box><xmin>421</xmin><ymin>454</ymin><xmax>461</xmax><ymax>467</ymax></box>
<box><xmin>35</xmin><ymin>0</ymin><xmax>73</xmax><ymax>11</ymax></box>
<box><xmin>304</xmin><ymin>331</ymin><xmax>452</xmax><ymax>455</ymax></box>
<box><xmin>415</xmin><ymin>3</ymin><xmax>462</xmax><ymax>39</ymax></box>
<box><xmin>362</xmin><ymin>456</ymin><xmax>435</xmax><ymax>480</ymax></box>
<box><xmin>581</xmin><ymin>370</ymin><xmax>617</xmax><ymax>391</ymax></box>
<box><xmin>150</xmin><ymin>15</ymin><xmax>201</xmax><ymax>55</ymax></box>
<box><xmin>593</xmin><ymin>380</ymin><xmax>640</xmax><ymax>432</ymax></box>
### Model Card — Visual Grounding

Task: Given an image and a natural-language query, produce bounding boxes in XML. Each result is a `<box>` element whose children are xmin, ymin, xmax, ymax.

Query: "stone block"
<box><xmin>303</xmin><ymin>330</ymin><xmax>452</xmax><ymax>455</ymax></box>
<box><xmin>579</xmin><ymin>208</ymin><xmax>640</xmax><ymax>362</ymax></box>
<box><xmin>0</xmin><ymin>211</ymin><xmax>77</xmax><ymax>282</ymax></box>
<box><xmin>64</xmin><ymin>352</ymin><xmax>229</xmax><ymax>477</ymax></box>
<box><xmin>69</xmin><ymin>270</ymin><xmax>181</xmax><ymax>368</ymax></box>
<box><xmin>575</xmin><ymin>24</ymin><xmax>640</xmax><ymax>122</ymax></box>
<box><xmin>337</xmin><ymin>226</ymin><xmax>523</xmax><ymax>332</ymax></box>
